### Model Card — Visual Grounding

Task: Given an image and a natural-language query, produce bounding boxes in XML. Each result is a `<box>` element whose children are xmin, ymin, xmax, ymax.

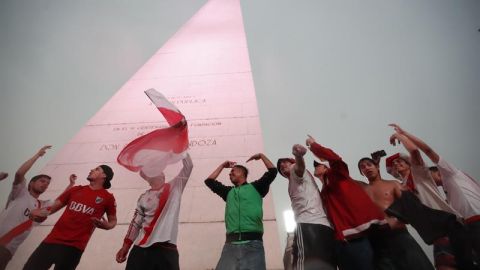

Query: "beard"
<box><xmin>31</xmin><ymin>186</ymin><xmax>46</xmax><ymax>195</ymax></box>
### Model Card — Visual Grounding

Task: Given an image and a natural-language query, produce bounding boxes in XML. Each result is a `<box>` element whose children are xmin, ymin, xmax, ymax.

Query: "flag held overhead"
<box><xmin>117</xmin><ymin>89</ymin><xmax>189</xmax><ymax>177</ymax></box>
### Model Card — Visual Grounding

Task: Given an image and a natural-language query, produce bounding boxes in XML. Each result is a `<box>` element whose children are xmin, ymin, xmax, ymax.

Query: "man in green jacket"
<box><xmin>205</xmin><ymin>153</ymin><xmax>277</xmax><ymax>270</ymax></box>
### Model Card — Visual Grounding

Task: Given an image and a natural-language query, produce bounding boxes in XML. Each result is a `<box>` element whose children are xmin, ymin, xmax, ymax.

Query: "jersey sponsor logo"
<box><xmin>95</xmin><ymin>196</ymin><xmax>103</xmax><ymax>204</ymax></box>
<box><xmin>69</xmin><ymin>201</ymin><xmax>95</xmax><ymax>215</ymax></box>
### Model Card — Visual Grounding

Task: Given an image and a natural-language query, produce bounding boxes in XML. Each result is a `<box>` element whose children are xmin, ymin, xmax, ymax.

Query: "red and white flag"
<box><xmin>117</xmin><ymin>89</ymin><xmax>189</xmax><ymax>177</ymax></box>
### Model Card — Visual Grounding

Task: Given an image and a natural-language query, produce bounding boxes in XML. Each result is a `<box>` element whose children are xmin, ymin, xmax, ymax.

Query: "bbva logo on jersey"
<box><xmin>69</xmin><ymin>201</ymin><xmax>95</xmax><ymax>215</ymax></box>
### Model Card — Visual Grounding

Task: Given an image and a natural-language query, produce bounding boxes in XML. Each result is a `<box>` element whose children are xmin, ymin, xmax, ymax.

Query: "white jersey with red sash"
<box><xmin>409</xmin><ymin>165</ymin><xmax>460</xmax><ymax>217</ymax></box>
<box><xmin>0</xmin><ymin>182</ymin><xmax>51</xmax><ymax>254</ymax></box>
<box><xmin>123</xmin><ymin>156</ymin><xmax>193</xmax><ymax>247</ymax></box>
<box><xmin>437</xmin><ymin>157</ymin><xmax>480</xmax><ymax>223</ymax></box>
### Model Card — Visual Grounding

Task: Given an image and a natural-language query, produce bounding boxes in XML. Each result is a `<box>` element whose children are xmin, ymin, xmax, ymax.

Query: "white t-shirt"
<box><xmin>124</xmin><ymin>156</ymin><xmax>193</xmax><ymax>247</ymax></box>
<box><xmin>410</xmin><ymin>164</ymin><xmax>460</xmax><ymax>217</ymax></box>
<box><xmin>288</xmin><ymin>167</ymin><xmax>331</xmax><ymax>227</ymax></box>
<box><xmin>437</xmin><ymin>157</ymin><xmax>480</xmax><ymax>220</ymax></box>
<box><xmin>0</xmin><ymin>181</ymin><xmax>51</xmax><ymax>254</ymax></box>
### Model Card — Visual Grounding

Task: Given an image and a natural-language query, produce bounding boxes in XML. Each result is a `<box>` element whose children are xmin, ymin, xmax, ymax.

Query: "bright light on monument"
<box><xmin>283</xmin><ymin>209</ymin><xmax>296</xmax><ymax>233</ymax></box>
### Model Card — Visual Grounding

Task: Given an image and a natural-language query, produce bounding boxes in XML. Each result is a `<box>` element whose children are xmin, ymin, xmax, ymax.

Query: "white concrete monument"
<box><xmin>9</xmin><ymin>0</ymin><xmax>282</xmax><ymax>269</ymax></box>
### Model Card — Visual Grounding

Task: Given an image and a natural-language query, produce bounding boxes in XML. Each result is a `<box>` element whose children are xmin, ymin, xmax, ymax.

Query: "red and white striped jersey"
<box><xmin>124</xmin><ymin>156</ymin><xmax>193</xmax><ymax>247</ymax></box>
<box><xmin>437</xmin><ymin>157</ymin><xmax>480</xmax><ymax>222</ymax></box>
<box><xmin>0</xmin><ymin>182</ymin><xmax>51</xmax><ymax>254</ymax></box>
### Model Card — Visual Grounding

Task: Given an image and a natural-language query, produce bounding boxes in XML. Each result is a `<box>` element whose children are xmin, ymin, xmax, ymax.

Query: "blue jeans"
<box><xmin>215</xmin><ymin>240</ymin><xmax>266</xmax><ymax>270</ymax></box>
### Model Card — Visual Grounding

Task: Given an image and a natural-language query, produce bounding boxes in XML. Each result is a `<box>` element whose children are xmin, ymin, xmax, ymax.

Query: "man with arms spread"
<box><xmin>358</xmin><ymin>156</ymin><xmax>434</xmax><ymax>270</ymax></box>
<box><xmin>24</xmin><ymin>164</ymin><xmax>117</xmax><ymax>270</ymax></box>
<box><xmin>205</xmin><ymin>153</ymin><xmax>277</xmax><ymax>270</ymax></box>
<box><xmin>116</xmin><ymin>154</ymin><xmax>193</xmax><ymax>270</ymax></box>
<box><xmin>277</xmin><ymin>144</ymin><xmax>336</xmax><ymax>270</ymax></box>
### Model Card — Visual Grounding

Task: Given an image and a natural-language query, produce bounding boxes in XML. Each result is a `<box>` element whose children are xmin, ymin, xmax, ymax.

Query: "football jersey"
<box><xmin>124</xmin><ymin>156</ymin><xmax>192</xmax><ymax>247</ymax></box>
<box><xmin>0</xmin><ymin>182</ymin><xmax>50</xmax><ymax>254</ymax></box>
<box><xmin>43</xmin><ymin>185</ymin><xmax>116</xmax><ymax>251</ymax></box>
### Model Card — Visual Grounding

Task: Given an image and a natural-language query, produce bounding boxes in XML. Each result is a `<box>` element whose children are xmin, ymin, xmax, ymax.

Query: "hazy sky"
<box><xmin>1</xmin><ymin>0</ymin><xmax>480</xmax><ymax>261</ymax></box>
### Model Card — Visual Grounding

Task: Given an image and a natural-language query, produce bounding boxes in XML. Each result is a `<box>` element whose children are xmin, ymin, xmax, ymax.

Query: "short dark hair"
<box><xmin>428</xmin><ymin>166</ymin><xmax>439</xmax><ymax>172</ymax></box>
<box><xmin>28</xmin><ymin>174</ymin><xmax>51</xmax><ymax>191</ymax></box>
<box><xmin>276</xmin><ymin>158</ymin><xmax>295</xmax><ymax>177</ymax></box>
<box><xmin>357</xmin><ymin>157</ymin><xmax>376</xmax><ymax>176</ymax></box>
<box><xmin>30</xmin><ymin>174</ymin><xmax>51</xmax><ymax>183</ymax></box>
<box><xmin>233</xmin><ymin>165</ymin><xmax>248</xmax><ymax>178</ymax></box>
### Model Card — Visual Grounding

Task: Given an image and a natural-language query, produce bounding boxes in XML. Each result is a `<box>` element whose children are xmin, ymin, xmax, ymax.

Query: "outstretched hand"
<box><xmin>246</xmin><ymin>153</ymin><xmax>263</xmax><ymax>162</ymax></box>
<box><xmin>37</xmin><ymin>145</ymin><xmax>52</xmax><ymax>157</ymax></box>
<box><xmin>389</xmin><ymin>123</ymin><xmax>405</xmax><ymax>134</ymax></box>
<box><xmin>292</xmin><ymin>144</ymin><xmax>307</xmax><ymax>157</ymax></box>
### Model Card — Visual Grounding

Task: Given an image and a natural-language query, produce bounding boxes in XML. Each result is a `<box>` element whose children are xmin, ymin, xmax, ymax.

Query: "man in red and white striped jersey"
<box><xmin>116</xmin><ymin>153</ymin><xmax>193</xmax><ymax>270</ymax></box>
<box><xmin>0</xmin><ymin>146</ymin><xmax>74</xmax><ymax>270</ymax></box>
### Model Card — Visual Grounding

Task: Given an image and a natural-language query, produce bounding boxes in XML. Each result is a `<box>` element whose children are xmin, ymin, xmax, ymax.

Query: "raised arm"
<box><xmin>208</xmin><ymin>160</ymin><xmax>234</xmax><ymax>180</ymax></box>
<box><xmin>292</xmin><ymin>144</ymin><xmax>307</xmax><ymax>178</ymax></box>
<box><xmin>204</xmin><ymin>161</ymin><xmax>235</xmax><ymax>201</ymax></box>
<box><xmin>389</xmin><ymin>124</ymin><xmax>439</xmax><ymax>164</ymax></box>
<box><xmin>14</xmin><ymin>145</ymin><xmax>51</xmax><ymax>185</ymax></box>
<box><xmin>306</xmin><ymin>136</ymin><xmax>349</xmax><ymax>178</ymax></box>
<box><xmin>64</xmin><ymin>174</ymin><xmax>76</xmax><ymax>191</ymax></box>
<box><xmin>174</xmin><ymin>153</ymin><xmax>193</xmax><ymax>188</ymax></box>
<box><xmin>390</xmin><ymin>132</ymin><xmax>424</xmax><ymax>166</ymax></box>
<box><xmin>306</xmin><ymin>135</ymin><xmax>342</xmax><ymax>162</ymax></box>
<box><xmin>248</xmin><ymin>153</ymin><xmax>278</xmax><ymax>197</ymax></box>
<box><xmin>246</xmin><ymin>153</ymin><xmax>275</xmax><ymax>169</ymax></box>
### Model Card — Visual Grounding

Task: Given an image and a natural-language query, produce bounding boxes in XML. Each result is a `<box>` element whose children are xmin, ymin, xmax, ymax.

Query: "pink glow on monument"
<box><xmin>7</xmin><ymin>1</ymin><xmax>282</xmax><ymax>269</ymax></box>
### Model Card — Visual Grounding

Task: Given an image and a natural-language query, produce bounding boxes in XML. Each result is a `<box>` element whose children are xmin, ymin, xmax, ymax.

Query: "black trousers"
<box><xmin>23</xmin><ymin>242</ymin><xmax>83</xmax><ymax>270</ymax></box>
<box><xmin>467</xmin><ymin>220</ymin><xmax>480</xmax><ymax>259</ymax></box>
<box><xmin>369</xmin><ymin>227</ymin><xmax>434</xmax><ymax>270</ymax></box>
<box><xmin>126</xmin><ymin>243</ymin><xmax>179</xmax><ymax>270</ymax></box>
<box><xmin>386</xmin><ymin>191</ymin><xmax>476</xmax><ymax>270</ymax></box>
<box><xmin>0</xmin><ymin>246</ymin><xmax>12</xmax><ymax>270</ymax></box>
<box><xmin>292</xmin><ymin>223</ymin><xmax>336</xmax><ymax>270</ymax></box>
